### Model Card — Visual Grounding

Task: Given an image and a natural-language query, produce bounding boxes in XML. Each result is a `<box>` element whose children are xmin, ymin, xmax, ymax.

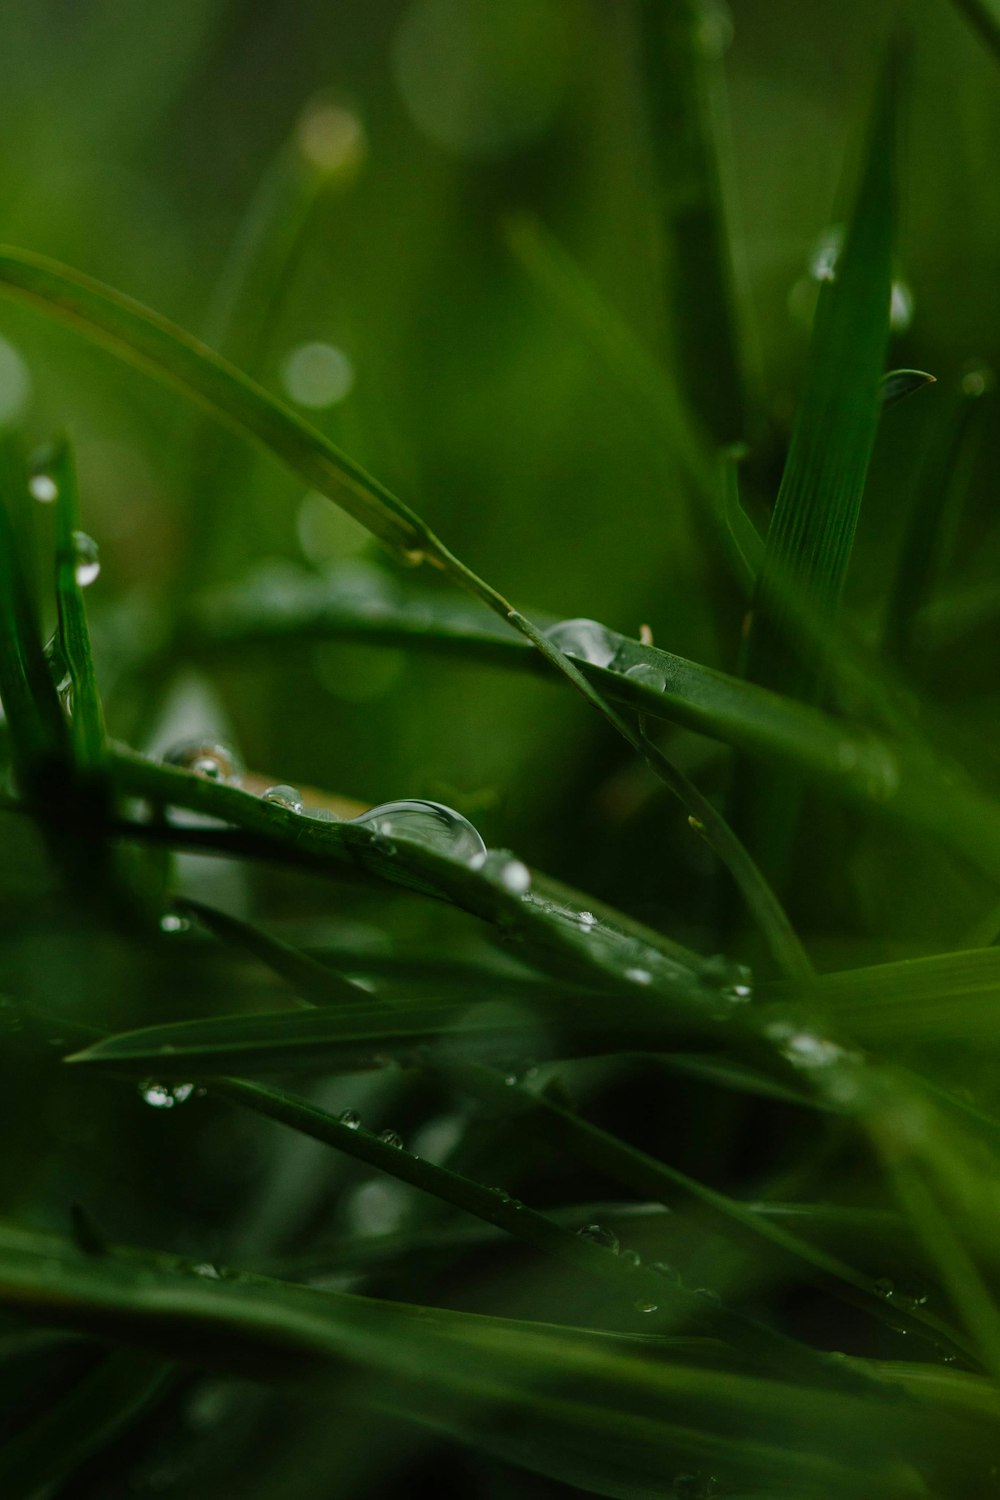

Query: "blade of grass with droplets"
<box><xmin>0</xmin><ymin>246</ymin><xmax>428</xmax><ymax>558</ymax></box>
<box><xmin>744</xmin><ymin>56</ymin><xmax>896</xmax><ymax>701</ymax></box>
<box><xmin>0</xmin><ymin>1224</ymin><xmax>978</xmax><ymax>1500</ymax></box>
<box><xmin>441</xmin><ymin>1062</ymin><xmax>970</xmax><ymax>1362</ymax></box>
<box><xmin>634</xmin><ymin>0</ymin><xmax>746</xmax><ymax>444</ymax></box>
<box><xmin>51</xmin><ymin>440</ymin><xmax>106</xmax><ymax>770</ymax></box>
<box><xmin>208</xmin><ymin>1076</ymin><xmax>854</xmax><ymax>1385</ymax></box>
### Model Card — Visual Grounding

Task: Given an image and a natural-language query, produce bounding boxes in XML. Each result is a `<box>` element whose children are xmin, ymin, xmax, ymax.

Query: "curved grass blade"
<box><xmin>0</xmin><ymin>246</ymin><xmax>428</xmax><ymax>559</ymax></box>
<box><xmin>881</xmin><ymin>369</ymin><xmax>936</xmax><ymax>409</ymax></box>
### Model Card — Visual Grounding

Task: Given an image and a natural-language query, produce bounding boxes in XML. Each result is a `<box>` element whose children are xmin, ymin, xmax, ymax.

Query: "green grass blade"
<box><xmin>0</xmin><ymin>246</ymin><xmax>428</xmax><ymax>559</ymax></box>
<box><xmin>881</xmin><ymin>369</ymin><xmax>936</xmax><ymax>409</ymax></box>
<box><xmin>634</xmin><ymin>0</ymin><xmax>746</xmax><ymax>443</ymax></box>
<box><xmin>746</xmin><ymin>56</ymin><xmax>897</xmax><ymax>701</ymax></box>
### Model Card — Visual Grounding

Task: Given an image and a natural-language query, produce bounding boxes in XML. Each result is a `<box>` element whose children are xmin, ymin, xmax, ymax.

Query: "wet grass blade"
<box><xmin>0</xmin><ymin>1222</ymin><xmax>973</xmax><ymax>1499</ymax></box>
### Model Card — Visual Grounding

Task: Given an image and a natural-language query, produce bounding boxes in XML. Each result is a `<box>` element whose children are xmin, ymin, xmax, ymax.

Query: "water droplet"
<box><xmin>470</xmin><ymin>849</ymin><xmax>532</xmax><ymax>895</ymax></box>
<box><xmin>191</xmin><ymin>1263</ymin><xmax>221</xmax><ymax>1279</ymax></box>
<box><xmin>577</xmin><ymin>1223</ymin><xmax>620</xmax><ymax>1254</ymax></box>
<box><xmin>139</xmin><ymin>1081</ymin><xmax>194</xmax><ymax>1110</ymax></box>
<box><xmin>30</xmin><ymin>473</ymin><xmax>58</xmax><ymax>503</ymax></box>
<box><xmin>625</xmin><ymin>966</ymin><xmax>652</xmax><ymax>985</ymax></box>
<box><xmin>295</xmin><ymin>100</ymin><xmax>366</xmax><ymax>176</ymax></box>
<box><xmin>673</xmin><ymin>1473</ymin><xmax>718</xmax><ymax>1499</ymax></box>
<box><xmin>378</xmin><ymin>1128</ymin><xmax>404</xmax><ymax>1149</ymax></box>
<box><xmin>624</xmin><ymin>661</ymin><xmax>666</xmax><ymax>694</ymax></box>
<box><xmin>890</xmin><ymin>279</ymin><xmax>914</xmax><ymax>333</ymax></box>
<box><xmin>766</xmin><ymin>1020</ymin><xmax>849</xmax><ymax>1071</ymax></box>
<box><xmin>339</xmin><ymin>1109</ymin><xmax>361</xmax><ymax>1130</ymax></box>
<box><xmin>700</xmin><ymin>954</ymin><xmax>753</xmax><ymax>1003</ymax></box>
<box><xmin>72</xmin><ymin>531</ymin><xmax>100</xmax><ymax>587</ymax></box>
<box><xmin>693</xmin><ymin>1286</ymin><xmax>722</xmax><ymax>1307</ymax></box>
<box><xmin>262</xmin><ymin>784</ymin><xmax>304</xmax><ymax>813</ymax></box>
<box><xmin>651</xmin><ymin>1261</ymin><xmax>682</xmax><ymax>1285</ymax></box>
<box><xmin>159</xmin><ymin>913</ymin><xmax>190</xmax><ymax>934</ymax></box>
<box><xmin>281</xmin><ymin>342</ymin><xmax>355</xmax><ymax>409</ymax></box>
<box><xmin>307</xmin><ymin>807</ymin><xmax>340</xmax><ymax>822</ymax></box>
<box><xmin>810</xmin><ymin>224</ymin><xmax>843</xmax><ymax>283</ymax></box>
<box><xmin>634</xmin><ymin>1299</ymin><xmax>658</xmax><ymax>1314</ymax></box>
<box><xmin>351</xmin><ymin>799</ymin><xmax>486</xmax><ymax>863</ymax></box>
<box><xmin>163</xmin><ymin>739</ymin><xmax>242</xmax><ymax>786</ymax></box>
<box><xmin>543</xmin><ymin>618</ymin><xmax>617</xmax><ymax>668</ymax></box>
<box><xmin>577</xmin><ymin>910</ymin><xmax>596</xmax><ymax>931</ymax></box>
<box><xmin>620</xmin><ymin>1248</ymin><xmax>642</xmax><ymax>1269</ymax></box>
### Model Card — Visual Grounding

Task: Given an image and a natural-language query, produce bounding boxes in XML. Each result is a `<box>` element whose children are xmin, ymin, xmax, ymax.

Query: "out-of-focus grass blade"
<box><xmin>949</xmin><ymin>0</ymin><xmax>1000</xmax><ymax>64</ymax></box>
<box><xmin>64</xmin><ymin>990</ymin><xmax>720</xmax><ymax>1075</ymax></box>
<box><xmin>0</xmin><ymin>246</ymin><xmax>427</xmax><ymax>559</ymax></box>
<box><xmin>0</xmin><ymin>1349</ymin><xmax>173</xmax><ymax>1499</ymax></box>
<box><xmin>178</xmin><ymin>897</ymin><xmax>371</xmax><ymax>1008</ymax></box>
<box><xmin>884</xmin><ymin>376</ymin><xmax>987</xmax><ymax>668</ymax></box>
<box><xmin>780</xmin><ymin>947</ymin><xmax>1000</xmax><ymax>1045</ymax></box>
<box><xmin>51</xmin><ymin>440</ymin><xmax>106</xmax><ymax>770</ymax></box>
<box><xmin>0</xmin><ymin>1223</ymin><xmax>994</xmax><ymax>1498</ymax></box>
<box><xmin>745</xmin><ymin>56</ymin><xmax>897</xmax><ymax>701</ymax></box>
<box><xmin>634</xmin><ymin>0</ymin><xmax>746</xmax><ymax>443</ymax></box>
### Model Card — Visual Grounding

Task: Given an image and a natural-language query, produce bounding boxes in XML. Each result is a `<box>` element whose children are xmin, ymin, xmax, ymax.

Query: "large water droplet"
<box><xmin>378</xmin><ymin>1128</ymin><xmax>404</xmax><ymax>1149</ymax></box>
<box><xmin>351</xmin><ymin>799</ymin><xmax>486</xmax><ymax>863</ymax></box>
<box><xmin>163</xmin><ymin>739</ymin><xmax>243</xmax><ymax>786</ymax></box>
<box><xmin>624</xmin><ymin>661</ymin><xmax>666</xmax><ymax>694</ymax></box>
<box><xmin>139</xmin><ymin>1081</ymin><xmax>194</xmax><ymax>1110</ymax></box>
<box><xmin>262</xmin><ymin>784</ymin><xmax>304</xmax><ymax>813</ymax></box>
<box><xmin>543</xmin><ymin>618</ymin><xmax>617</xmax><ymax>668</ymax></box>
<box><xmin>72</xmin><ymin>532</ymin><xmax>100</xmax><ymax>588</ymax></box>
<box><xmin>339</xmin><ymin>1109</ymin><xmax>362</xmax><ymax>1130</ymax></box>
<box><xmin>577</xmin><ymin>1223</ymin><xmax>620</xmax><ymax>1254</ymax></box>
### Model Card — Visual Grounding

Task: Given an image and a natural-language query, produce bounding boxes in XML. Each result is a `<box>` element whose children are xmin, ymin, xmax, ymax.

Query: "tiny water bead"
<box><xmin>139</xmin><ymin>1081</ymin><xmax>194</xmax><ymax>1110</ymax></box>
<box><xmin>191</xmin><ymin>1263</ymin><xmax>221</xmax><ymax>1279</ymax></box>
<box><xmin>625</xmin><ymin>966</ymin><xmax>652</xmax><ymax>986</ymax></box>
<box><xmin>634</xmin><ymin>1299</ymin><xmax>658</xmax><ymax>1314</ymax></box>
<box><xmin>159</xmin><ymin>913</ymin><xmax>190</xmax><ymax>934</ymax></box>
<box><xmin>163</xmin><ymin>740</ymin><xmax>243</xmax><ymax>786</ymax></box>
<box><xmin>338</xmin><ymin>1109</ymin><xmax>362</xmax><ymax>1130</ymax></box>
<box><xmin>699</xmin><ymin>954</ymin><xmax>752</xmax><ymax>1003</ymax></box>
<box><xmin>576</xmin><ymin>1223</ymin><xmax>620</xmax><ymax>1254</ymax></box>
<box><xmin>620</xmin><ymin>1248</ymin><xmax>642</xmax><ymax>1269</ymax></box>
<box><xmin>378</xmin><ymin>1128</ymin><xmax>404</xmax><ymax>1149</ymax></box>
<box><xmin>543</xmin><ymin>617</ymin><xmax>617</xmax><ymax>669</ymax></box>
<box><xmin>351</xmin><ymin>799</ymin><xmax>487</xmax><ymax>863</ymax></box>
<box><xmin>262</xmin><ymin>784</ymin><xmax>304</xmax><ymax>813</ymax></box>
<box><xmin>72</xmin><ymin>531</ymin><xmax>101</xmax><ymax>588</ymax></box>
<box><xmin>29</xmin><ymin>473</ymin><xmax>58</xmax><ymax>503</ymax></box>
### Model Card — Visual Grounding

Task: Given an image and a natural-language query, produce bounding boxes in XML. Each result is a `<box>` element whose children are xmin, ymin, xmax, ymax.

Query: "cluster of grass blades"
<box><xmin>2</xmin><ymin>9</ymin><xmax>1000</xmax><ymax>1499</ymax></box>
